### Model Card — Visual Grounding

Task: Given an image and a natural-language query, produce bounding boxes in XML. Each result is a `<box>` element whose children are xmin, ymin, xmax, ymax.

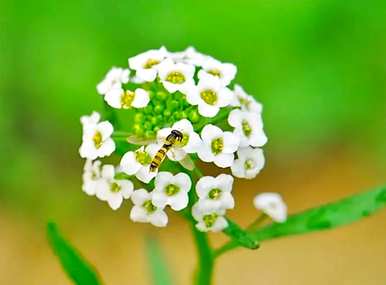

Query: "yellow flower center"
<box><xmin>244</xmin><ymin>159</ymin><xmax>255</xmax><ymax>170</ymax></box>
<box><xmin>92</xmin><ymin>131</ymin><xmax>103</xmax><ymax>149</ymax></box>
<box><xmin>121</xmin><ymin>90</ymin><xmax>135</xmax><ymax>109</ymax></box>
<box><xmin>165</xmin><ymin>184</ymin><xmax>180</xmax><ymax>196</ymax></box>
<box><xmin>239</xmin><ymin>96</ymin><xmax>251</xmax><ymax>109</ymax></box>
<box><xmin>207</xmin><ymin>68</ymin><xmax>222</xmax><ymax>78</ymax></box>
<box><xmin>203</xmin><ymin>213</ymin><xmax>218</xmax><ymax>227</ymax></box>
<box><xmin>208</xmin><ymin>188</ymin><xmax>221</xmax><ymax>200</ymax></box>
<box><xmin>242</xmin><ymin>120</ymin><xmax>252</xmax><ymax>137</ymax></box>
<box><xmin>110</xmin><ymin>182</ymin><xmax>121</xmax><ymax>193</ymax></box>
<box><xmin>200</xmin><ymin>89</ymin><xmax>217</xmax><ymax>105</ymax></box>
<box><xmin>135</xmin><ymin>151</ymin><xmax>152</xmax><ymax>165</ymax></box>
<box><xmin>143</xmin><ymin>58</ymin><xmax>160</xmax><ymax>69</ymax></box>
<box><xmin>211</xmin><ymin>137</ymin><xmax>224</xmax><ymax>155</ymax></box>
<box><xmin>166</xmin><ymin>71</ymin><xmax>186</xmax><ymax>84</ymax></box>
<box><xmin>143</xmin><ymin>200</ymin><xmax>157</xmax><ymax>213</ymax></box>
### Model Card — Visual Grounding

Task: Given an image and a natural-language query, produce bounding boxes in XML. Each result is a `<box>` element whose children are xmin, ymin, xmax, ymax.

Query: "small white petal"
<box><xmin>101</xmin><ymin>165</ymin><xmax>115</xmax><ymax>179</ymax></box>
<box><xmin>120</xmin><ymin>151</ymin><xmax>142</xmax><ymax>175</ymax></box>
<box><xmin>169</xmin><ymin>192</ymin><xmax>189</xmax><ymax>211</ymax></box>
<box><xmin>211</xmin><ymin>216</ymin><xmax>228</xmax><ymax>232</ymax></box>
<box><xmin>104</xmin><ymin>88</ymin><xmax>123</xmax><ymax>108</ymax></box>
<box><xmin>253</xmin><ymin>193</ymin><xmax>287</xmax><ymax>223</ymax></box>
<box><xmin>196</xmin><ymin>176</ymin><xmax>216</xmax><ymax>198</ymax></box>
<box><xmin>174</xmin><ymin>172</ymin><xmax>191</xmax><ymax>192</ymax></box>
<box><xmin>149</xmin><ymin>210</ymin><xmax>168</xmax><ymax>227</ymax></box>
<box><xmin>131</xmin><ymin>189</ymin><xmax>150</xmax><ymax>205</ymax></box>
<box><xmin>213</xmin><ymin>153</ymin><xmax>234</xmax><ymax>168</ymax></box>
<box><xmin>118</xmin><ymin>180</ymin><xmax>134</xmax><ymax>199</ymax></box>
<box><xmin>200</xmin><ymin>125</ymin><xmax>223</xmax><ymax>145</ymax></box>
<box><xmin>222</xmin><ymin>132</ymin><xmax>240</xmax><ymax>153</ymax></box>
<box><xmin>130</xmin><ymin>206</ymin><xmax>148</xmax><ymax>222</ymax></box>
<box><xmin>197</xmin><ymin>145</ymin><xmax>215</xmax><ymax>163</ymax></box>
<box><xmin>173</xmin><ymin>119</ymin><xmax>194</xmax><ymax>133</ymax></box>
<box><xmin>152</xmin><ymin>192</ymin><xmax>168</xmax><ymax>208</ymax></box>
<box><xmin>132</xmin><ymin>88</ymin><xmax>150</xmax><ymax>108</ymax></box>
<box><xmin>198</xmin><ymin>103</ymin><xmax>219</xmax><ymax>118</ymax></box>
<box><xmin>136</xmin><ymin>167</ymin><xmax>157</xmax><ymax>183</ymax></box>
<box><xmin>107</xmin><ymin>194</ymin><xmax>123</xmax><ymax>210</ymax></box>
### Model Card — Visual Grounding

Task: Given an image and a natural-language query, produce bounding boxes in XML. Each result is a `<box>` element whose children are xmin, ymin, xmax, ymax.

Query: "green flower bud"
<box><xmin>144</xmin><ymin>106</ymin><xmax>153</xmax><ymax>114</ymax></box>
<box><xmin>180</xmin><ymin>111</ymin><xmax>188</xmax><ymax>119</ymax></box>
<box><xmin>144</xmin><ymin>130</ymin><xmax>155</xmax><ymax>139</ymax></box>
<box><xmin>133</xmin><ymin>123</ymin><xmax>144</xmax><ymax>137</ymax></box>
<box><xmin>167</xmin><ymin>100</ymin><xmax>180</xmax><ymax>111</ymax></box>
<box><xmin>151</xmin><ymin>116</ymin><xmax>158</xmax><ymax>125</ymax></box>
<box><xmin>156</xmin><ymin>115</ymin><xmax>163</xmax><ymax>123</ymax></box>
<box><xmin>188</xmin><ymin>109</ymin><xmax>200</xmax><ymax>123</ymax></box>
<box><xmin>156</xmin><ymin>91</ymin><xmax>168</xmax><ymax>101</ymax></box>
<box><xmin>144</xmin><ymin>121</ymin><xmax>152</xmax><ymax>130</ymax></box>
<box><xmin>153</xmin><ymin>126</ymin><xmax>160</xmax><ymax>133</ymax></box>
<box><xmin>154</xmin><ymin>105</ymin><xmax>164</xmax><ymax>114</ymax></box>
<box><xmin>134</xmin><ymin>113</ymin><xmax>144</xmax><ymax>123</ymax></box>
<box><xmin>173</xmin><ymin>112</ymin><xmax>182</xmax><ymax>120</ymax></box>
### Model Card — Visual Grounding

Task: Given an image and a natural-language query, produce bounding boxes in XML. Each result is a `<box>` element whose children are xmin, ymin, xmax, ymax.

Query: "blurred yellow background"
<box><xmin>1</xmin><ymin>0</ymin><xmax>386</xmax><ymax>284</ymax></box>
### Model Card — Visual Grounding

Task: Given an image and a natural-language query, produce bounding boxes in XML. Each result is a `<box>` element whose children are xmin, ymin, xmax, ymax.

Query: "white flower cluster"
<box><xmin>79</xmin><ymin>47</ymin><xmax>286</xmax><ymax>231</ymax></box>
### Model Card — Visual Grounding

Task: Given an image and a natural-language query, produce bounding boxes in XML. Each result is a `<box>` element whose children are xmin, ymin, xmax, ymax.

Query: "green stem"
<box><xmin>190</xmin><ymin>219</ymin><xmax>214</xmax><ymax>285</ymax></box>
<box><xmin>185</xmin><ymin>163</ymin><xmax>214</xmax><ymax>285</ymax></box>
<box><xmin>213</xmin><ymin>216</ymin><xmax>267</xmax><ymax>258</ymax></box>
<box><xmin>103</xmin><ymin>99</ymin><xmax>119</xmax><ymax>127</ymax></box>
<box><xmin>195</xmin><ymin>108</ymin><xmax>232</xmax><ymax>132</ymax></box>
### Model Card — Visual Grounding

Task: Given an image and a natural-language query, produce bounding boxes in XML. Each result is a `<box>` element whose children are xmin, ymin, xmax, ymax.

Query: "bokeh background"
<box><xmin>1</xmin><ymin>0</ymin><xmax>386</xmax><ymax>284</ymax></box>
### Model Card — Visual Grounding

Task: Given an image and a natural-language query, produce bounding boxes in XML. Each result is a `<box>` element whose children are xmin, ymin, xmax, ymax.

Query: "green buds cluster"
<box><xmin>131</xmin><ymin>87</ymin><xmax>201</xmax><ymax>139</ymax></box>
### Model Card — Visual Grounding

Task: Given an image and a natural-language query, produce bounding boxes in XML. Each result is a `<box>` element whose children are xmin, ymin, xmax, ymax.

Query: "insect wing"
<box><xmin>179</xmin><ymin>155</ymin><xmax>195</xmax><ymax>171</ymax></box>
<box><xmin>126</xmin><ymin>135</ymin><xmax>156</xmax><ymax>145</ymax></box>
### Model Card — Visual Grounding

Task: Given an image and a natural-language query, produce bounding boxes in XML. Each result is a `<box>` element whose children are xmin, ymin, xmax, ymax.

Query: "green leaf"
<box><xmin>145</xmin><ymin>237</ymin><xmax>174</xmax><ymax>285</ymax></box>
<box><xmin>223</xmin><ymin>219</ymin><xmax>259</xmax><ymax>249</ymax></box>
<box><xmin>252</xmin><ymin>186</ymin><xmax>386</xmax><ymax>241</ymax></box>
<box><xmin>215</xmin><ymin>186</ymin><xmax>386</xmax><ymax>257</ymax></box>
<box><xmin>47</xmin><ymin>222</ymin><xmax>102</xmax><ymax>285</ymax></box>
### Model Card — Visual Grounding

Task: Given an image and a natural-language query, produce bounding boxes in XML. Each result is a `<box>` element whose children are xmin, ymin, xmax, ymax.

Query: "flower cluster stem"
<box><xmin>190</xmin><ymin>221</ymin><xmax>214</xmax><ymax>285</ymax></box>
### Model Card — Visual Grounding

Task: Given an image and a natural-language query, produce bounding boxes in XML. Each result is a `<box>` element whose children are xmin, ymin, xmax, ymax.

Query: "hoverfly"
<box><xmin>149</xmin><ymin>130</ymin><xmax>183</xmax><ymax>172</ymax></box>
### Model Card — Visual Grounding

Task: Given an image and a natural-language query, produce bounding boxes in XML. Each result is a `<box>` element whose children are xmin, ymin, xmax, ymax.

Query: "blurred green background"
<box><xmin>1</xmin><ymin>0</ymin><xmax>386</xmax><ymax>284</ymax></box>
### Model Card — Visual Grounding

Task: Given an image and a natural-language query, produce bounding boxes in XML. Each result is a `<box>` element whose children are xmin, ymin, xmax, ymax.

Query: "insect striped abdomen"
<box><xmin>149</xmin><ymin>144</ymin><xmax>172</xmax><ymax>172</ymax></box>
<box><xmin>149</xmin><ymin>129</ymin><xmax>183</xmax><ymax>172</ymax></box>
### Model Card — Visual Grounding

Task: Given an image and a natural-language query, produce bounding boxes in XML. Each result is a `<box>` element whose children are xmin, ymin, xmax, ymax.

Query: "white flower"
<box><xmin>128</xmin><ymin>47</ymin><xmax>167</xmax><ymax>82</ymax></box>
<box><xmin>130</xmin><ymin>189</ymin><xmax>168</xmax><ymax>227</ymax></box>
<box><xmin>79</xmin><ymin>113</ymin><xmax>115</xmax><ymax>160</ymax></box>
<box><xmin>105</xmin><ymin>87</ymin><xmax>149</xmax><ymax>109</ymax></box>
<box><xmin>198</xmin><ymin>58</ymin><xmax>237</xmax><ymax>87</ymax></box>
<box><xmin>82</xmin><ymin>160</ymin><xmax>102</xmax><ymax>196</ymax></box>
<box><xmin>192</xmin><ymin>203</ymin><xmax>228</xmax><ymax>232</ymax></box>
<box><xmin>95</xmin><ymin>164</ymin><xmax>133</xmax><ymax>210</ymax></box>
<box><xmin>231</xmin><ymin>84</ymin><xmax>262</xmax><ymax>114</ymax></box>
<box><xmin>158</xmin><ymin>58</ymin><xmax>195</xmax><ymax>94</ymax></box>
<box><xmin>156</xmin><ymin>119</ymin><xmax>202</xmax><ymax>161</ymax></box>
<box><xmin>197</xmin><ymin>124</ymin><xmax>240</xmax><ymax>168</ymax></box>
<box><xmin>228</xmin><ymin>109</ymin><xmax>267</xmax><ymax>147</ymax></box>
<box><xmin>196</xmin><ymin>174</ymin><xmax>234</xmax><ymax>210</ymax></box>
<box><xmin>231</xmin><ymin>147</ymin><xmax>265</xmax><ymax>179</ymax></box>
<box><xmin>120</xmin><ymin>144</ymin><xmax>159</xmax><ymax>183</ymax></box>
<box><xmin>80</xmin><ymin>111</ymin><xmax>100</xmax><ymax>129</ymax></box>
<box><xmin>168</xmin><ymin>47</ymin><xmax>210</xmax><ymax>67</ymax></box>
<box><xmin>97</xmin><ymin>67</ymin><xmax>130</xmax><ymax>96</ymax></box>
<box><xmin>253</xmin><ymin>192</ymin><xmax>287</xmax><ymax>223</ymax></box>
<box><xmin>186</xmin><ymin>74</ymin><xmax>233</xmax><ymax>117</ymax></box>
<box><xmin>152</xmin><ymin>172</ymin><xmax>191</xmax><ymax>211</ymax></box>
